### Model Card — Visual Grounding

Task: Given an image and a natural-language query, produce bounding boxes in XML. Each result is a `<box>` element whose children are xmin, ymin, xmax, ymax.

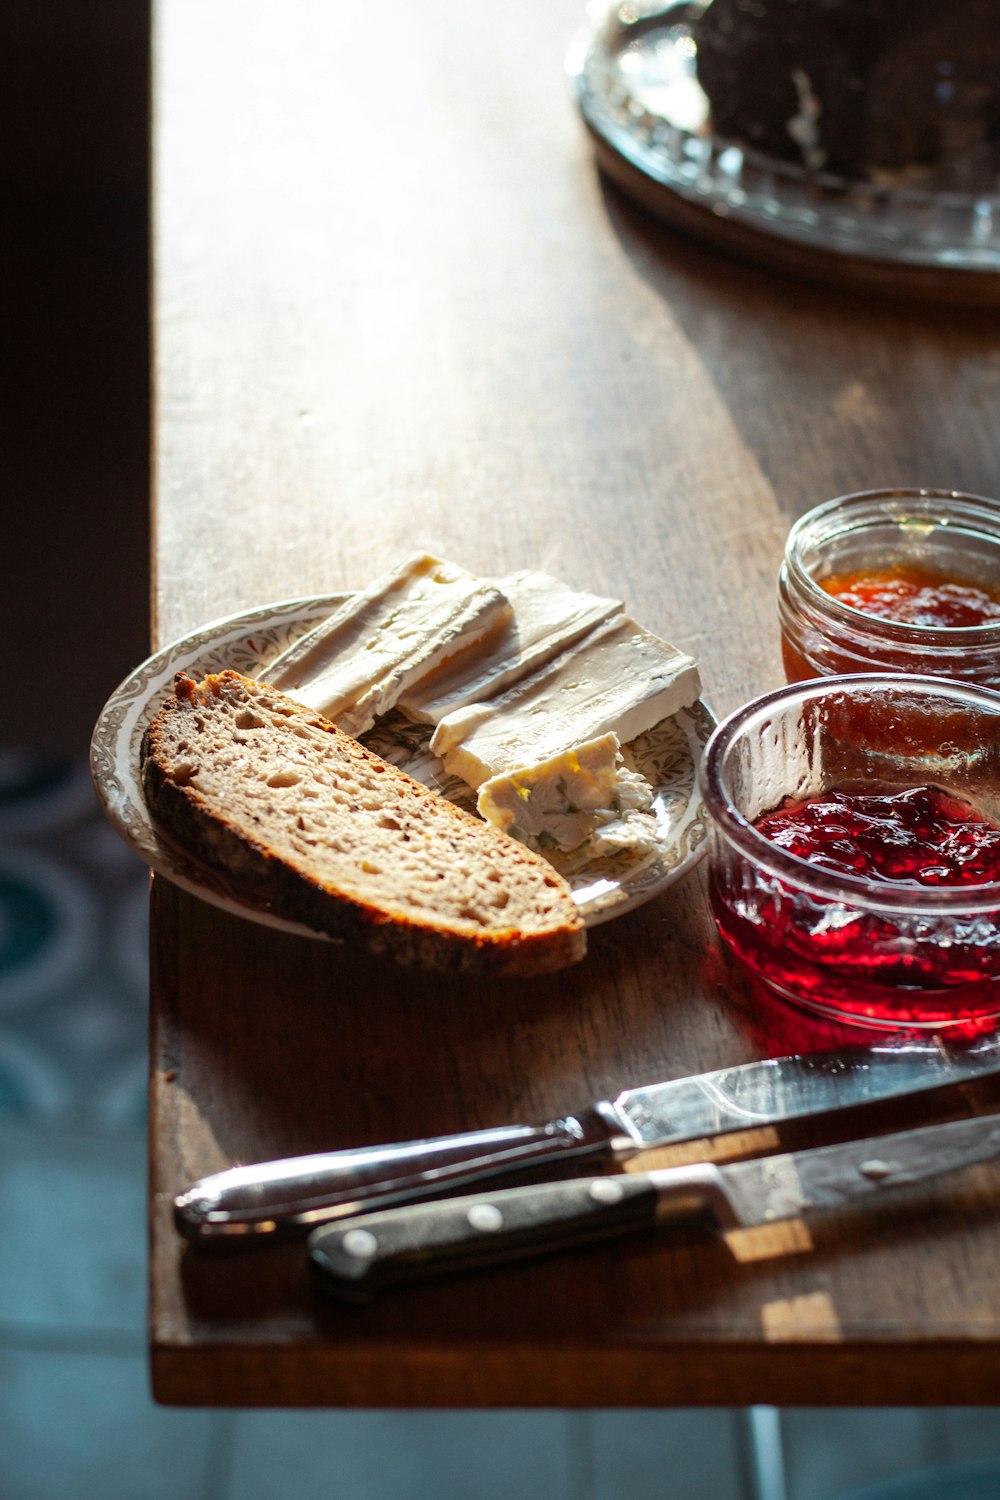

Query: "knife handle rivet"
<box><xmin>342</xmin><ymin>1228</ymin><xmax>379</xmax><ymax>1259</ymax></box>
<box><xmin>467</xmin><ymin>1203</ymin><xmax>504</xmax><ymax>1233</ymax></box>
<box><xmin>860</xmin><ymin>1159</ymin><xmax>895</xmax><ymax>1181</ymax></box>
<box><xmin>589</xmin><ymin>1178</ymin><xmax>625</xmax><ymax>1204</ymax></box>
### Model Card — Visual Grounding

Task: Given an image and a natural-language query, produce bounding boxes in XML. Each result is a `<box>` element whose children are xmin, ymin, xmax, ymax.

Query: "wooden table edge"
<box><xmin>150</xmin><ymin>1336</ymin><xmax>1000</xmax><ymax>1408</ymax></box>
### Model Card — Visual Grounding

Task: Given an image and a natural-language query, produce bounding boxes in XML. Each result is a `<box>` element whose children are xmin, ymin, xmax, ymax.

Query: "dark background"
<box><xmin>3</xmin><ymin>0</ymin><xmax>150</xmax><ymax>754</ymax></box>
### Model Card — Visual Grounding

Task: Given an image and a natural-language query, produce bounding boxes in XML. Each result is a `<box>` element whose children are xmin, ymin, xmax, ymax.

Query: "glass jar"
<box><xmin>778</xmin><ymin>489</ymin><xmax>1000</xmax><ymax>689</ymax></box>
<box><xmin>699</xmin><ymin>673</ymin><xmax>1000</xmax><ymax>1031</ymax></box>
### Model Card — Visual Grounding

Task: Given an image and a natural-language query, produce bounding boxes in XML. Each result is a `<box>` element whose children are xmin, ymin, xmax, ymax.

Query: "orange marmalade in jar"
<box><xmin>778</xmin><ymin>490</ymin><xmax>1000</xmax><ymax>689</ymax></box>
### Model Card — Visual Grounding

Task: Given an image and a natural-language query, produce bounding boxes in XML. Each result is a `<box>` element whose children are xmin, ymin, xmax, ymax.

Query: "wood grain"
<box><xmin>151</xmin><ymin>0</ymin><xmax>1000</xmax><ymax>1405</ymax></box>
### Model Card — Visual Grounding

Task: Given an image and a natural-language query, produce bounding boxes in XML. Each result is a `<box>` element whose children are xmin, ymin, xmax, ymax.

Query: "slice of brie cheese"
<box><xmin>398</xmin><ymin>569</ymin><xmax>622</xmax><ymax>725</ymax></box>
<box><xmin>431</xmin><ymin>614</ymin><xmax>701</xmax><ymax>788</ymax></box>
<box><xmin>477</xmin><ymin>733</ymin><xmax>655</xmax><ymax>854</ymax></box>
<box><xmin>263</xmin><ymin>553</ymin><xmax>509</xmax><ymax>736</ymax></box>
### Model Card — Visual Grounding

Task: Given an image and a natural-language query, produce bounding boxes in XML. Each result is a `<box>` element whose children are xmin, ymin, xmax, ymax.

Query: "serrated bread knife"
<box><xmin>175</xmin><ymin>1032</ymin><xmax>1000</xmax><ymax>1242</ymax></box>
<box><xmin>308</xmin><ymin>1112</ymin><xmax>1000</xmax><ymax>1301</ymax></box>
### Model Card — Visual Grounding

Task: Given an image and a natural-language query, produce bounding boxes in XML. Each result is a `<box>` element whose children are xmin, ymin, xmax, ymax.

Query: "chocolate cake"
<box><xmin>693</xmin><ymin>0</ymin><xmax>1000</xmax><ymax>188</ymax></box>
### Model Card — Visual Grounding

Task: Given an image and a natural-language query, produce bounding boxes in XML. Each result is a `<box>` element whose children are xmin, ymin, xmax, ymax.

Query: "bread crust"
<box><xmin>140</xmin><ymin>671</ymin><xmax>586</xmax><ymax>975</ymax></box>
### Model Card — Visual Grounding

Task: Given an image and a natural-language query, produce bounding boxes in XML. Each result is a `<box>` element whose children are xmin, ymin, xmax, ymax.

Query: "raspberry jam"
<box><xmin>820</xmin><ymin>565</ymin><xmax>1000</xmax><ymax>630</ymax></box>
<box><xmin>755</xmin><ymin>785</ymin><xmax>1000</xmax><ymax>887</ymax></box>
<box><xmin>710</xmin><ymin>783</ymin><xmax>1000</xmax><ymax>1029</ymax></box>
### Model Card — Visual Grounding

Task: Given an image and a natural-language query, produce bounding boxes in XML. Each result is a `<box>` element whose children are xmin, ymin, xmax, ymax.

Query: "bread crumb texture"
<box><xmin>140</xmin><ymin>672</ymin><xmax>586</xmax><ymax>975</ymax></box>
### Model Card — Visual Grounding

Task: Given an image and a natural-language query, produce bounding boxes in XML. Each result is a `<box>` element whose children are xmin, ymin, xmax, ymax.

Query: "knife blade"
<box><xmin>308</xmin><ymin>1112</ymin><xmax>1000</xmax><ymax>1302</ymax></box>
<box><xmin>175</xmin><ymin>1031</ymin><xmax>1000</xmax><ymax>1242</ymax></box>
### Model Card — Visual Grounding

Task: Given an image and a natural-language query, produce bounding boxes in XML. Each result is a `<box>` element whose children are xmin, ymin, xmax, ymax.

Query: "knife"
<box><xmin>175</xmin><ymin>1031</ymin><xmax>1000</xmax><ymax>1242</ymax></box>
<box><xmin>308</xmin><ymin>1112</ymin><xmax>1000</xmax><ymax>1302</ymax></box>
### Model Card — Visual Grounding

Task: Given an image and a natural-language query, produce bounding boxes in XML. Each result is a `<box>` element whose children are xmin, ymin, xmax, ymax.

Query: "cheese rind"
<box><xmin>398</xmin><ymin>569</ymin><xmax>622</xmax><ymax>725</ymax></box>
<box><xmin>263</xmin><ymin>553</ymin><xmax>509</xmax><ymax>736</ymax></box>
<box><xmin>477</xmin><ymin>733</ymin><xmax>655</xmax><ymax>854</ymax></box>
<box><xmin>431</xmin><ymin>615</ymin><xmax>702</xmax><ymax>789</ymax></box>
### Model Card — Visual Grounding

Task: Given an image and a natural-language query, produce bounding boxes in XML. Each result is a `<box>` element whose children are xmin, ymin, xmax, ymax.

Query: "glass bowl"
<box><xmin>699</xmin><ymin>674</ymin><xmax>1000</xmax><ymax>1030</ymax></box>
<box><xmin>778</xmin><ymin>489</ymin><xmax>1000</xmax><ymax>689</ymax></box>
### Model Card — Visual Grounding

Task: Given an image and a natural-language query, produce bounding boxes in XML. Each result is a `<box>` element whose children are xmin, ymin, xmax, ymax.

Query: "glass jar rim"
<box><xmin>783</xmin><ymin>488</ymin><xmax>1000</xmax><ymax>646</ymax></box>
<box><xmin>699</xmin><ymin>672</ymin><xmax>1000</xmax><ymax>912</ymax></box>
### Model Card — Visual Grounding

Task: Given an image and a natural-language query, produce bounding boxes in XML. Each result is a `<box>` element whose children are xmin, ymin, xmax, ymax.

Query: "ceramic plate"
<box><xmin>90</xmin><ymin>596</ymin><xmax>715</xmax><ymax>933</ymax></box>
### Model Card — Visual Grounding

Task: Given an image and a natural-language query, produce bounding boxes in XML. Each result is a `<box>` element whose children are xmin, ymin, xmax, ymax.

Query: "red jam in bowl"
<box><xmin>709</xmin><ymin>783</ymin><xmax>1000</xmax><ymax>1030</ymax></box>
<box><xmin>754</xmin><ymin>785</ymin><xmax>1000</xmax><ymax>888</ymax></box>
<box><xmin>820</xmin><ymin>565</ymin><xmax>1000</xmax><ymax>630</ymax></box>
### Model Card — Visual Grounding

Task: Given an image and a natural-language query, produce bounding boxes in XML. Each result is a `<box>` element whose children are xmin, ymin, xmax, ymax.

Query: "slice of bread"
<box><xmin>140</xmin><ymin>671</ymin><xmax>586</xmax><ymax>975</ymax></box>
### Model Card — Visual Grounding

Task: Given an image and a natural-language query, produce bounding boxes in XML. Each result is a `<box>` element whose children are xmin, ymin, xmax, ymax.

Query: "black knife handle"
<box><xmin>175</xmin><ymin>1104</ymin><xmax>631</xmax><ymax>1242</ymax></box>
<box><xmin>308</xmin><ymin>1166</ymin><xmax>725</xmax><ymax>1302</ymax></box>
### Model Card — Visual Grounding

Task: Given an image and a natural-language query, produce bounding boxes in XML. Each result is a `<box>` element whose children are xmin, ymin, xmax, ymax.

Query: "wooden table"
<box><xmin>150</xmin><ymin>0</ymin><xmax>1000</xmax><ymax>1406</ymax></box>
